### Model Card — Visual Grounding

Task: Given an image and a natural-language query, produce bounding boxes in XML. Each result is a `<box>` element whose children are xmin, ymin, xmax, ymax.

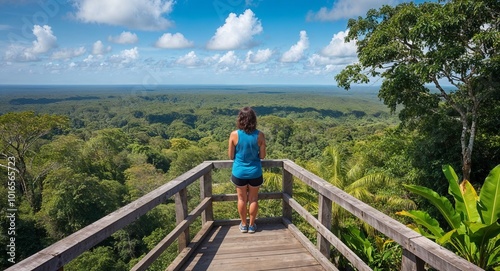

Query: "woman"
<box><xmin>228</xmin><ymin>107</ymin><xmax>266</xmax><ymax>233</ymax></box>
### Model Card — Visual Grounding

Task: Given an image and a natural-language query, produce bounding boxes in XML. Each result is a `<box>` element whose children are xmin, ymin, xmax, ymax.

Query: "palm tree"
<box><xmin>304</xmin><ymin>145</ymin><xmax>415</xmax><ymax>236</ymax></box>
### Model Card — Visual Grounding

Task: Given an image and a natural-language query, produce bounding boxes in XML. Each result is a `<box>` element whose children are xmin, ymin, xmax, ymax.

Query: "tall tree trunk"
<box><xmin>460</xmin><ymin>103</ymin><xmax>478</xmax><ymax>182</ymax></box>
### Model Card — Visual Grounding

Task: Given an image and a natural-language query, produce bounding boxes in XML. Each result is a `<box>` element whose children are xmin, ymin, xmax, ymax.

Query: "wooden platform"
<box><xmin>179</xmin><ymin>223</ymin><xmax>326</xmax><ymax>271</ymax></box>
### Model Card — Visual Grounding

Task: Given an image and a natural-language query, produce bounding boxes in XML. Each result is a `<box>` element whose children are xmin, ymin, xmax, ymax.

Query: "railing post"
<box><xmin>282</xmin><ymin>168</ymin><xmax>293</xmax><ymax>222</ymax></box>
<box><xmin>401</xmin><ymin>249</ymin><xmax>425</xmax><ymax>271</ymax></box>
<box><xmin>200</xmin><ymin>170</ymin><xmax>213</xmax><ymax>224</ymax></box>
<box><xmin>175</xmin><ymin>188</ymin><xmax>189</xmax><ymax>251</ymax></box>
<box><xmin>317</xmin><ymin>194</ymin><xmax>332</xmax><ymax>258</ymax></box>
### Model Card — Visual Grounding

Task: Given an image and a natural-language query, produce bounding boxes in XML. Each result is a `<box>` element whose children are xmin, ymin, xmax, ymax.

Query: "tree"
<box><xmin>0</xmin><ymin>111</ymin><xmax>68</xmax><ymax>209</ymax></box>
<box><xmin>305</xmin><ymin>145</ymin><xmax>415</xmax><ymax>236</ymax></box>
<box><xmin>81</xmin><ymin>128</ymin><xmax>131</xmax><ymax>182</ymax></box>
<box><xmin>335</xmin><ymin>0</ymin><xmax>500</xmax><ymax>181</ymax></box>
<box><xmin>397</xmin><ymin>164</ymin><xmax>500</xmax><ymax>269</ymax></box>
<box><xmin>65</xmin><ymin>246</ymin><xmax>127</xmax><ymax>271</ymax></box>
<box><xmin>301</xmin><ymin>145</ymin><xmax>415</xmax><ymax>269</ymax></box>
<box><xmin>39</xmin><ymin>167</ymin><xmax>123</xmax><ymax>239</ymax></box>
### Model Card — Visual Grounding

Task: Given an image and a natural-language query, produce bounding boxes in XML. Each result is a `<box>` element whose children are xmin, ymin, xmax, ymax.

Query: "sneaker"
<box><xmin>239</xmin><ymin>223</ymin><xmax>248</xmax><ymax>233</ymax></box>
<box><xmin>248</xmin><ymin>224</ymin><xmax>257</xmax><ymax>233</ymax></box>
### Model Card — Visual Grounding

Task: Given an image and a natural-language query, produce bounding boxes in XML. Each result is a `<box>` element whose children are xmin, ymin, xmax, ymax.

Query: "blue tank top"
<box><xmin>232</xmin><ymin>129</ymin><xmax>262</xmax><ymax>179</ymax></box>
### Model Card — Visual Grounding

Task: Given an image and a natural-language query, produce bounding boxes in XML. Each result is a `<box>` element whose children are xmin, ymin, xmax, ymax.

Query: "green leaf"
<box><xmin>461</xmin><ymin>180</ymin><xmax>481</xmax><ymax>223</ymax></box>
<box><xmin>479</xmin><ymin>165</ymin><xmax>500</xmax><ymax>225</ymax></box>
<box><xmin>467</xmin><ymin>221</ymin><xmax>500</xmax><ymax>246</ymax></box>
<box><xmin>443</xmin><ymin>165</ymin><xmax>466</xmax><ymax>215</ymax></box>
<box><xmin>396</xmin><ymin>210</ymin><xmax>444</xmax><ymax>238</ymax></box>
<box><xmin>436</xmin><ymin>229</ymin><xmax>456</xmax><ymax>246</ymax></box>
<box><xmin>488</xmin><ymin>238</ymin><xmax>500</xmax><ymax>268</ymax></box>
<box><xmin>403</xmin><ymin>184</ymin><xmax>462</xmax><ymax>229</ymax></box>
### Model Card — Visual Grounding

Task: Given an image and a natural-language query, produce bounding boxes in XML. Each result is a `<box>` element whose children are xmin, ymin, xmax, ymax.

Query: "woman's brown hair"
<box><xmin>237</xmin><ymin>107</ymin><xmax>257</xmax><ymax>133</ymax></box>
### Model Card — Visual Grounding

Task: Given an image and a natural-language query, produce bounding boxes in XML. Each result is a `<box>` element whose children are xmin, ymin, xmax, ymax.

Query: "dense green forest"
<box><xmin>0</xmin><ymin>83</ymin><xmax>498</xmax><ymax>270</ymax></box>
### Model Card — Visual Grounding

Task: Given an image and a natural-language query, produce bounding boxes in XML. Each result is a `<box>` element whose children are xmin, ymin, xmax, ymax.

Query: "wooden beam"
<box><xmin>5</xmin><ymin>161</ymin><xmax>214</xmax><ymax>271</ymax></box>
<box><xmin>200</xmin><ymin>171</ymin><xmax>213</xmax><ymax>224</ymax></box>
<box><xmin>282</xmin><ymin>218</ymin><xmax>339</xmax><ymax>271</ymax></box>
<box><xmin>318</xmin><ymin>194</ymin><xmax>332</xmax><ymax>258</ymax></box>
<box><xmin>166</xmin><ymin>221</ymin><xmax>214</xmax><ymax>271</ymax></box>
<box><xmin>210</xmin><ymin>159</ymin><xmax>285</xmax><ymax>169</ymax></box>
<box><xmin>402</xmin><ymin>248</ymin><xmax>425</xmax><ymax>271</ymax></box>
<box><xmin>175</xmin><ymin>188</ymin><xmax>189</xmax><ymax>251</ymax></box>
<box><xmin>284</xmin><ymin>194</ymin><xmax>372</xmax><ymax>271</ymax></box>
<box><xmin>211</xmin><ymin>192</ymin><xmax>282</xmax><ymax>202</ymax></box>
<box><xmin>282</xmin><ymin>160</ymin><xmax>483</xmax><ymax>271</ymax></box>
<box><xmin>131</xmin><ymin>197</ymin><xmax>211</xmax><ymax>271</ymax></box>
<box><xmin>282</xmin><ymin>169</ymin><xmax>293</xmax><ymax>222</ymax></box>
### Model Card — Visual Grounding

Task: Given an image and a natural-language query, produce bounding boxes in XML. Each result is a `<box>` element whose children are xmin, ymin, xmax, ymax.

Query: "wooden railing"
<box><xmin>7</xmin><ymin>160</ymin><xmax>483</xmax><ymax>271</ymax></box>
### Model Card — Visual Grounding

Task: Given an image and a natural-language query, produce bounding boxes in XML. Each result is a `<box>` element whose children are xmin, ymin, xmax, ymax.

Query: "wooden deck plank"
<box><xmin>178</xmin><ymin>223</ymin><xmax>326</xmax><ymax>271</ymax></box>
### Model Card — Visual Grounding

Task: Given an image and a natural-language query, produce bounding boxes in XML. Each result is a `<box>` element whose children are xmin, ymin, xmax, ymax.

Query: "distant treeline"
<box><xmin>9</xmin><ymin>96</ymin><xmax>100</xmax><ymax>105</ymax></box>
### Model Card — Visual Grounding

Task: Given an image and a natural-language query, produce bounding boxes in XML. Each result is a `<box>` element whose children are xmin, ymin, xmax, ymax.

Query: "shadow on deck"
<box><xmin>6</xmin><ymin>160</ymin><xmax>483</xmax><ymax>271</ymax></box>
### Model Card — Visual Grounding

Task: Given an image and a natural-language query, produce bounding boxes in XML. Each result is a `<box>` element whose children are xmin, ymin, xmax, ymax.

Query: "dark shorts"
<box><xmin>231</xmin><ymin>175</ymin><xmax>263</xmax><ymax>187</ymax></box>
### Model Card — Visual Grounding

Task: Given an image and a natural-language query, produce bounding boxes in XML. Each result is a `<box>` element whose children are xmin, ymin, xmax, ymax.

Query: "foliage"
<box><xmin>301</xmin><ymin>144</ymin><xmax>415</xmax><ymax>269</ymax></box>
<box><xmin>0</xmin><ymin>84</ymin><xmax>496</xmax><ymax>270</ymax></box>
<box><xmin>305</xmin><ymin>145</ymin><xmax>415</xmax><ymax>235</ymax></box>
<box><xmin>39</xmin><ymin>167</ymin><xmax>123</xmax><ymax>239</ymax></box>
<box><xmin>81</xmin><ymin>128</ymin><xmax>131</xmax><ymax>182</ymax></box>
<box><xmin>124</xmin><ymin>163</ymin><xmax>166</xmax><ymax>201</ymax></box>
<box><xmin>397</xmin><ymin>164</ymin><xmax>500</xmax><ymax>269</ymax></box>
<box><xmin>65</xmin><ymin>246</ymin><xmax>127</xmax><ymax>271</ymax></box>
<box><xmin>341</xmin><ymin>226</ymin><xmax>401</xmax><ymax>271</ymax></box>
<box><xmin>0</xmin><ymin>111</ymin><xmax>68</xmax><ymax>210</ymax></box>
<box><xmin>335</xmin><ymin>0</ymin><xmax>500</xmax><ymax>181</ymax></box>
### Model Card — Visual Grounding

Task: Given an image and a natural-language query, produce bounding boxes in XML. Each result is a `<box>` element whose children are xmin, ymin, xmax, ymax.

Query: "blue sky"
<box><xmin>0</xmin><ymin>0</ymin><xmax>425</xmax><ymax>85</ymax></box>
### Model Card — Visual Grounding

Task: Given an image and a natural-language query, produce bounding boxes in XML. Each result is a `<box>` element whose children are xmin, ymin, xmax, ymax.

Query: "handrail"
<box><xmin>6</xmin><ymin>159</ymin><xmax>484</xmax><ymax>271</ymax></box>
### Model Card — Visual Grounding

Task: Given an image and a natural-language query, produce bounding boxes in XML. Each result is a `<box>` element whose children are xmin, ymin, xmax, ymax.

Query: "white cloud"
<box><xmin>246</xmin><ymin>49</ymin><xmax>272</xmax><ymax>64</ymax></box>
<box><xmin>31</xmin><ymin>25</ymin><xmax>57</xmax><ymax>54</ymax></box>
<box><xmin>155</xmin><ymin>33</ymin><xmax>194</xmax><ymax>49</ymax></box>
<box><xmin>207</xmin><ymin>9</ymin><xmax>263</xmax><ymax>50</ymax></box>
<box><xmin>83</xmin><ymin>54</ymin><xmax>98</xmax><ymax>64</ymax></box>
<box><xmin>321</xmin><ymin>30</ymin><xmax>357</xmax><ymax>57</ymax></box>
<box><xmin>176</xmin><ymin>51</ymin><xmax>200</xmax><ymax>67</ymax></box>
<box><xmin>305</xmin><ymin>30</ymin><xmax>358</xmax><ymax>72</ymax></box>
<box><xmin>280</xmin><ymin>30</ymin><xmax>309</xmax><ymax>63</ymax></box>
<box><xmin>308</xmin><ymin>53</ymin><xmax>355</xmax><ymax>67</ymax></box>
<box><xmin>216</xmin><ymin>51</ymin><xmax>243</xmax><ymax>71</ymax></box>
<box><xmin>108</xmin><ymin>31</ymin><xmax>138</xmax><ymax>44</ymax></box>
<box><xmin>218</xmin><ymin>51</ymin><xmax>241</xmax><ymax>66</ymax></box>
<box><xmin>4</xmin><ymin>44</ymin><xmax>37</xmax><ymax>62</ymax></box>
<box><xmin>308</xmin><ymin>0</ymin><xmax>398</xmax><ymax>21</ymax></box>
<box><xmin>109</xmin><ymin>47</ymin><xmax>139</xmax><ymax>64</ymax></box>
<box><xmin>4</xmin><ymin>24</ymin><xmax>57</xmax><ymax>62</ymax></box>
<box><xmin>92</xmin><ymin>40</ymin><xmax>111</xmax><ymax>55</ymax></box>
<box><xmin>307</xmin><ymin>46</ymin><xmax>359</xmax><ymax>75</ymax></box>
<box><xmin>52</xmin><ymin>47</ymin><xmax>86</xmax><ymax>60</ymax></box>
<box><xmin>73</xmin><ymin>0</ymin><xmax>175</xmax><ymax>31</ymax></box>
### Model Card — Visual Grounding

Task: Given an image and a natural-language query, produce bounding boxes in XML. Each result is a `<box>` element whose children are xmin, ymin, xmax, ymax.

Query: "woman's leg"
<box><xmin>236</xmin><ymin>185</ymin><xmax>248</xmax><ymax>225</ymax></box>
<box><xmin>248</xmin><ymin>185</ymin><xmax>260</xmax><ymax>227</ymax></box>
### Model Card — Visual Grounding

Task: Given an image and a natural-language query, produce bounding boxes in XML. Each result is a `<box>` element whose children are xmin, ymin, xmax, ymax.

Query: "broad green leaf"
<box><xmin>479</xmin><ymin>165</ymin><xmax>500</xmax><ymax>225</ymax></box>
<box><xmin>443</xmin><ymin>165</ymin><xmax>466</xmax><ymax>215</ymax></box>
<box><xmin>461</xmin><ymin>180</ymin><xmax>481</xmax><ymax>223</ymax></box>
<box><xmin>488</xmin><ymin>238</ymin><xmax>500</xmax><ymax>267</ymax></box>
<box><xmin>436</xmin><ymin>229</ymin><xmax>456</xmax><ymax>246</ymax></box>
<box><xmin>404</xmin><ymin>184</ymin><xmax>461</xmax><ymax>229</ymax></box>
<box><xmin>467</xmin><ymin>221</ymin><xmax>500</xmax><ymax>246</ymax></box>
<box><xmin>396</xmin><ymin>210</ymin><xmax>444</xmax><ymax>237</ymax></box>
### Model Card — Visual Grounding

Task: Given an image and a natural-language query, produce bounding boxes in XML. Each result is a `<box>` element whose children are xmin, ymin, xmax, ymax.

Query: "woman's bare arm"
<box><xmin>228</xmin><ymin>130</ymin><xmax>237</xmax><ymax>159</ymax></box>
<box><xmin>258</xmin><ymin>131</ymin><xmax>266</xmax><ymax>159</ymax></box>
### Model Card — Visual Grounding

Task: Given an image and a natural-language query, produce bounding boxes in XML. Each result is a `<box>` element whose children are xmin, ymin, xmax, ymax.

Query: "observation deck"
<box><xmin>7</xmin><ymin>160</ymin><xmax>483</xmax><ymax>271</ymax></box>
